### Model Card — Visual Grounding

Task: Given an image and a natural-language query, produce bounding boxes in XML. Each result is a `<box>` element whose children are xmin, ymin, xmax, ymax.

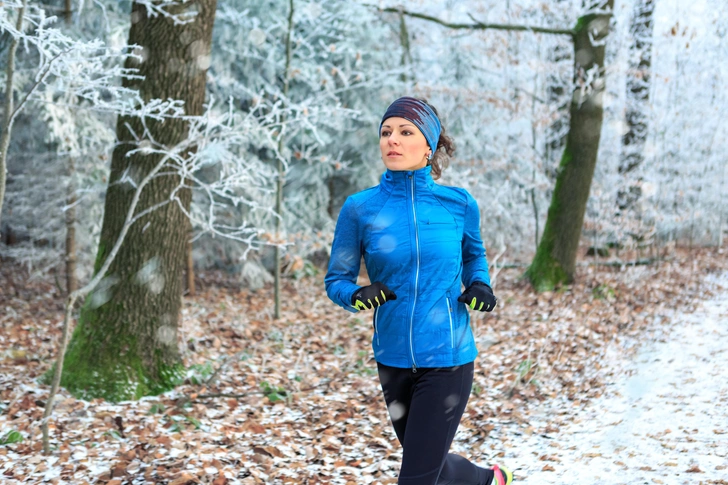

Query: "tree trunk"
<box><xmin>65</xmin><ymin>157</ymin><xmax>78</xmax><ymax>295</ymax></box>
<box><xmin>274</xmin><ymin>0</ymin><xmax>294</xmax><ymax>320</ymax></box>
<box><xmin>617</xmin><ymin>0</ymin><xmax>655</xmax><ymax>210</ymax></box>
<box><xmin>0</xmin><ymin>0</ymin><xmax>27</xmax><ymax>234</ymax></box>
<box><xmin>64</xmin><ymin>0</ymin><xmax>73</xmax><ymax>24</ymax></box>
<box><xmin>61</xmin><ymin>0</ymin><xmax>218</xmax><ymax>401</ymax></box>
<box><xmin>526</xmin><ymin>2</ymin><xmax>615</xmax><ymax>291</ymax></box>
<box><xmin>398</xmin><ymin>10</ymin><xmax>413</xmax><ymax>83</ymax></box>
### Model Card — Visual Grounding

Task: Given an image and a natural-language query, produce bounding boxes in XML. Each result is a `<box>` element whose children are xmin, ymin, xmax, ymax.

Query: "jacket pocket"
<box><xmin>445</xmin><ymin>295</ymin><xmax>454</xmax><ymax>349</ymax></box>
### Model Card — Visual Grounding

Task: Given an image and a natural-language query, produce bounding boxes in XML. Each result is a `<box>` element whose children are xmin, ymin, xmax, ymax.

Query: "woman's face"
<box><xmin>379</xmin><ymin>117</ymin><xmax>431</xmax><ymax>172</ymax></box>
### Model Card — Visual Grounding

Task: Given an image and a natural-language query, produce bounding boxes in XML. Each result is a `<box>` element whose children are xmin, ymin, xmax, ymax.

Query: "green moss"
<box><xmin>525</xmin><ymin>144</ymin><xmax>572</xmax><ymax>292</ymax></box>
<box><xmin>52</xmin><ymin>298</ymin><xmax>184</xmax><ymax>402</ymax></box>
<box><xmin>558</xmin><ymin>142</ymin><xmax>572</xmax><ymax>170</ymax></box>
<box><xmin>574</xmin><ymin>13</ymin><xmax>597</xmax><ymax>34</ymax></box>
<box><xmin>93</xmin><ymin>241</ymin><xmax>107</xmax><ymax>275</ymax></box>
<box><xmin>525</xmin><ymin>248</ymin><xmax>569</xmax><ymax>292</ymax></box>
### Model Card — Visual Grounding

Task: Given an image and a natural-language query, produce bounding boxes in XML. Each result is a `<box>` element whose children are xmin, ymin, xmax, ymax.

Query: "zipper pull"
<box><xmin>412</xmin><ymin>364</ymin><xmax>417</xmax><ymax>373</ymax></box>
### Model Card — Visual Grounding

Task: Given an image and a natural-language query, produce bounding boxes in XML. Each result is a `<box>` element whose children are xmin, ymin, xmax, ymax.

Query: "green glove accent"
<box><xmin>351</xmin><ymin>284</ymin><xmax>397</xmax><ymax>311</ymax></box>
<box><xmin>353</xmin><ymin>300</ymin><xmax>368</xmax><ymax>311</ymax></box>
<box><xmin>458</xmin><ymin>283</ymin><xmax>497</xmax><ymax>313</ymax></box>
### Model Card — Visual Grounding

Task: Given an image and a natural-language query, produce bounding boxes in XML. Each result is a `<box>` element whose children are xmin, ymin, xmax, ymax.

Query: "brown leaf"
<box><xmin>111</xmin><ymin>463</ymin><xmax>126</xmax><ymax>477</ymax></box>
<box><xmin>244</xmin><ymin>421</ymin><xmax>266</xmax><ymax>434</ymax></box>
<box><xmin>169</xmin><ymin>472</ymin><xmax>201</xmax><ymax>485</ymax></box>
<box><xmin>253</xmin><ymin>446</ymin><xmax>282</xmax><ymax>458</ymax></box>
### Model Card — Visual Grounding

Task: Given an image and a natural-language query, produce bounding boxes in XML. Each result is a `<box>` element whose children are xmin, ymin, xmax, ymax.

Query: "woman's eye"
<box><xmin>380</xmin><ymin>131</ymin><xmax>390</xmax><ymax>137</ymax></box>
<box><xmin>402</xmin><ymin>130</ymin><xmax>412</xmax><ymax>135</ymax></box>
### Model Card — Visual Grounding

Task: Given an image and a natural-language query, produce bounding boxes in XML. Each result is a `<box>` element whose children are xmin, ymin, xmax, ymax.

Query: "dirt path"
<box><xmin>502</xmin><ymin>274</ymin><xmax>728</xmax><ymax>484</ymax></box>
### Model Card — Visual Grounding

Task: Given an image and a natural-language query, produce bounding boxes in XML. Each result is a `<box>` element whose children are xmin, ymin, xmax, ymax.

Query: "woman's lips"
<box><xmin>387</xmin><ymin>152</ymin><xmax>401</xmax><ymax>156</ymax></box>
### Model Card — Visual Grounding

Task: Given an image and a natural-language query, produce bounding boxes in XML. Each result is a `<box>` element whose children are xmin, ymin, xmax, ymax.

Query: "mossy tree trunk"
<box><xmin>526</xmin><ymin>1</ymin><xmax>615</xmax><ymax>291</ymax></box>
<box><xmin>61</xmin><ymin>0</ymin><xmax>218</xmax><ymax>401</ymax></box>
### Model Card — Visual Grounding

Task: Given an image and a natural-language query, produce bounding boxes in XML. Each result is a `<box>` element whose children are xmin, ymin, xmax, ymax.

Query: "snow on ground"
<box><xmin>503</xmin><ymin>273</ymin><xmax>728</xmax><ymax>485</ymax></box>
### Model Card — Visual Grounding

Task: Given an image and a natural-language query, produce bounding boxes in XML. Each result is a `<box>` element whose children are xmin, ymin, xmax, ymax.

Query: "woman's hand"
<box><xmin>351</xmin><ymin>282</ymin><xmax>397</xmax><ymax>311</ymax></box>
<box><xmin>457</xmin><ymin>282</ymin><xmax>497</xmax><ymax>312</ymax></box>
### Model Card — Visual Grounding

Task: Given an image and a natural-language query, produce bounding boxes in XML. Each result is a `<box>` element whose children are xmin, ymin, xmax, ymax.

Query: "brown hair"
<box><xmin>418</xmin><ymin>98</ymin><xmax>455</xmax><ymax>180</ymax></box>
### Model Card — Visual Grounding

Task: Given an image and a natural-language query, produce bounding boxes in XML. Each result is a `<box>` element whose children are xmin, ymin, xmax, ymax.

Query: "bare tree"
<box><xmin>274</xmin><ymin>0</ymin><xmax>295</xmax><ymax>319</ymax></box>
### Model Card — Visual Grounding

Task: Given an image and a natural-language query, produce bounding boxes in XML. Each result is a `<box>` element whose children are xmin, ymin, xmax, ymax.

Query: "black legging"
<box><xmin>377</xmin><ymin>362</ymin><xmax>495</xmax><ymax>485</ymax></box>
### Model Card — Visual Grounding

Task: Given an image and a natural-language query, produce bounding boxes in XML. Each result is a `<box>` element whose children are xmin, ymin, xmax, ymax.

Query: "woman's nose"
<box><xmin>387</xmin><ymin>134</ymin><xmax>399</xmax><ymax>145</ymax></box>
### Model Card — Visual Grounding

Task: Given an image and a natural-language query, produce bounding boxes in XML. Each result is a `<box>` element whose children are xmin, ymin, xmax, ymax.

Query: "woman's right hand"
<box><xmin>351</xmin><ymin>282</ymin><xmax>397</xmax><ymax>311</ymax></box>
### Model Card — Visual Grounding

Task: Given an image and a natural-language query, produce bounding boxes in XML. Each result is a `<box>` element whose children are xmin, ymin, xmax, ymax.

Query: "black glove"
<box><xmin>351</xmin><ymin>282</ymin><xmax>397</xmax><ymax>311</ymax></box>
<box><xmin>457</xmin><ymin>282</ymin><xmax>497</xmax><ymax>312</ymax></box>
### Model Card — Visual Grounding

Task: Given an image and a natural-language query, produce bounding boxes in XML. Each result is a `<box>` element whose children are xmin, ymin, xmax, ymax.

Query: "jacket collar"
<box><xmin>379</xmin><ymin>165</ymin><xmax>435</xmax><ymax>194</ymax></box>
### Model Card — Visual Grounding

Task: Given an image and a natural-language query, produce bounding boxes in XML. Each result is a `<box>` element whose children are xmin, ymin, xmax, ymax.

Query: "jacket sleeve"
<box><xmin>461</xmin><ymin>193</ymin><xmax>491</xmax><ymax>288</ymax></box>
<box><xmin>325</xmin><ymin>197</ymin><xmax>362</xmax><ymax>312</ymax></box>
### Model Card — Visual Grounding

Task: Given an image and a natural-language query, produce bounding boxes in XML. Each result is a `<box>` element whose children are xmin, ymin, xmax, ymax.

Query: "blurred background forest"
<box><xmin>2</xmin><ymin>0</ymin><xmax>725</xmax><ymax>291</ymax></box>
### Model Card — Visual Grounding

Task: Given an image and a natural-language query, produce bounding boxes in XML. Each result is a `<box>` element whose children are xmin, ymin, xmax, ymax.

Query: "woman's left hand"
<box><xmin>457</xmin><ymin>282</ymin><xmax>497</xmax><ymax>312</ymax></box>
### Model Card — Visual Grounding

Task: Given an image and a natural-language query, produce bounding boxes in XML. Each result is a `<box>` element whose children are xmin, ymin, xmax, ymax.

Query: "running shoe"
<box><xmin>491</xmin><ymin>464</ymin><xmax>513</xmax><ymax>485</ymax></box>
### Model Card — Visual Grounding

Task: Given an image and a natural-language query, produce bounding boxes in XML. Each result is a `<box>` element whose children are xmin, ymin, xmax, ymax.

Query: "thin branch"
<box><xmin>466</xmin><ymin>13</ymin><xmax>575</xmax><ymax>37</ymax></box>
<box><xmin>364</xmin><ymin>5</ymin><xmax>575</xmax><ymax>38</ymax></box>
<box><xmin>9</xmin><ymin>49</ymin><xmax>74</xmax><ymax>125</ymax></box>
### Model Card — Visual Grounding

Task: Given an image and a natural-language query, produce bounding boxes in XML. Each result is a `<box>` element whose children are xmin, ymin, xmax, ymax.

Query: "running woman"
<box><xmin>325</xmin><ymin>97</ymin><xmax>513</xmax><ymax>485</ymax></box>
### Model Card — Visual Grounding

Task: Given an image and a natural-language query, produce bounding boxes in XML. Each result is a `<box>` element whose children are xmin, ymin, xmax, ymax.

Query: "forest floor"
<box><xmin>0</xmin><ymin>247</ymin><xmax>727</xmax><ymax>485</ymax></box>
<box><xmin>501</xmin><ymin>270</ymin><xmax>728</xmax><ymax>485</ymax></box>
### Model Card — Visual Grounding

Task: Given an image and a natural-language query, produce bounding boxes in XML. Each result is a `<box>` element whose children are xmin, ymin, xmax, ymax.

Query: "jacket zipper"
<box><xmin>409</xmin><ymin>173</ymin><xmax>420</xmax><ymax>372</ymax></box>
<box><xmin>446</xmin><ymin>296</ymin><xmax>454</xmax><ymax>349</ymax></box>
<box><xmin>374</xmin><ymin>306</ymin><xmax>380</xmax><ymax>346</ymax></box>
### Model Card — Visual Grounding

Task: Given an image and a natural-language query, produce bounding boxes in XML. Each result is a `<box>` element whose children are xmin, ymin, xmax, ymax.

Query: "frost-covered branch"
<box><xmin>364</xmin><ymin>5</ymin><xmax>575</xmax><ymax>37</ymax></box>
<box><xmin>133</xmin><ymin>0</ymin><xmax>198</xmax><ymax>25</ymax></box>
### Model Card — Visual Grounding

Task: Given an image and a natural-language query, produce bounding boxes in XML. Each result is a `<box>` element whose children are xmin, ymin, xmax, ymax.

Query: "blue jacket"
<box><xmin>325</xmin><ymin>166</ymin><xmax>490</xmax><ymax>369</ymax></box>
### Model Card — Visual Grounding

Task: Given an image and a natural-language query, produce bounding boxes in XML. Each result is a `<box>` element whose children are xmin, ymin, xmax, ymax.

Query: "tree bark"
<box><xmin>526</xmin><ymin>2</ymin><xmax>615</xmax><ymax>291</ymax></box>
<box><xmin>61</xmin><ymin>0</ymin><xmax>218</xmax><ymax>401</ymax></box>
<box><xmin>617</xmin><ymin>0</ymin><xmax>655</xmax><ymax>210</ymax></box>
<box><xmin>65</xmin><ymin>157</ymin><xmax>78</xmax><ymax>295</ymax></box>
